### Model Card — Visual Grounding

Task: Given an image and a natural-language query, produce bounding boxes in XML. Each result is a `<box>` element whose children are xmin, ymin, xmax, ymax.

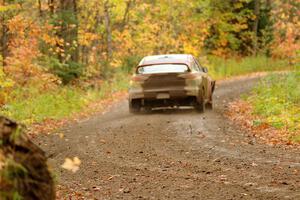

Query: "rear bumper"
<box><xmin>129</xmin><ymin>87</ymin><xmax>199</xmax><ymax>100</ymax></box>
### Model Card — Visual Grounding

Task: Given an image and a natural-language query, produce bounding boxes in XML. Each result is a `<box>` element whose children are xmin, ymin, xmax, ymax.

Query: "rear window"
<box><xmin>137</xmin><ymin>64</ymin><xmax>189</xmax><ymax>74</ymax></box>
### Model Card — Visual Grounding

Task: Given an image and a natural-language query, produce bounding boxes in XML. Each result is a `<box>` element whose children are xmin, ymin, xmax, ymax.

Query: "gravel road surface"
<box><xmin>35</xmin><ymin>76</ymin><xmax>300</xmax><ymax>200</ymax></box>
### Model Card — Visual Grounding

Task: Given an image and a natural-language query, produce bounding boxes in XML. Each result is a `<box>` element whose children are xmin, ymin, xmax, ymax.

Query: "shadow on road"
<box><xmin>133</xmin><ymin>107</ymin><xmax>204</xmax><ymax>115</ymax></box>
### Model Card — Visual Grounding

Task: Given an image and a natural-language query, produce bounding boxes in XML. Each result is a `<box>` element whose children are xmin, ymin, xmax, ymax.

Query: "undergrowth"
<box><xmin>207</xmin><ymin>55</ymin><xmax>295</xmax><ymax>79</ymax></box>
<box><xmin>0</xmin><ymin>72</ymin><xmax>129</xmax><ymax>125</ymax></box>
<box><xmin>247</xmin><ymin>71</ymin><xmax>300</xmax><ymax>142</ymax></box>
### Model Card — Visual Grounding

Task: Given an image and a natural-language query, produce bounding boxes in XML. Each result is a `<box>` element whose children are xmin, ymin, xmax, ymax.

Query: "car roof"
<box><xmin>138</xmin><ymin>54</ymin><xmax>194</xmax><ymax>66</ymax></box>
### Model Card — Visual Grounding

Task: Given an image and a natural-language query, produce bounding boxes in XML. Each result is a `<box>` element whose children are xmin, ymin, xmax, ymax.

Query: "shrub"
<box><xmin>0</xmin><ymin>68</ymin><xmax>14</xmax><ymax>106</ymax></box>
<box><xmin>120</xmin><ymin>55</ymin><xmax>143</xmax><ymax>74</ymax></box>
<box><xmin>46</xmin><ymin>57</ymin><xmax>83</xmax><ymax>84</ymax></box>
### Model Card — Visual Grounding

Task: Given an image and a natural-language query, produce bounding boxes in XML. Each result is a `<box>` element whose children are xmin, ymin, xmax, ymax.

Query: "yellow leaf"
<box><xmin>61</xmin><ymin>157</ymin><xmax>81</xmax><ymax>173</ymax></box>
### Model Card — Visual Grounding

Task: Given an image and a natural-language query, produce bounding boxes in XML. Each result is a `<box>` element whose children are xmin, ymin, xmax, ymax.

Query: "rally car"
<box><xmin>128</xmin><ymin>54</ymin><xmax>215</xmax><ymax>113</ymax></box>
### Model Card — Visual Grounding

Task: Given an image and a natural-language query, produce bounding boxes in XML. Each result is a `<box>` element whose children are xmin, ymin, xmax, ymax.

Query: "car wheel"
<box><xmin>144</xmin><ymin>106</ymin><xmax>152</xmax><ymax>113</ymax></box>
<box><xmin>195</xmin><ymin>93</ymin><xmax>205</xmax><ymax>113</ymax></box>
<box><xmin>206</xmin><ymin>102</ymin><xmax>213</xmax><ymax>110</ymax></box>
<box><xmin>129</xmin><ymin>100</ymin><xmax>141</xmax><ymax>113</ymax></box>
<box><xmin>206</xmin><ymin>92</ymin><xmax>213</xmax><ymax>110</ymax></box>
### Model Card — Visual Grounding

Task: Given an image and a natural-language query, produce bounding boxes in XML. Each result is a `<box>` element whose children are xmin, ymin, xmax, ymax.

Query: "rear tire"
<box><xmin>129</xmin><ymin>100</ymin><xmax>141</xmax><ymax>113</ymax></box>
<box><xmin>206</xmin><ymin>102</ymin><xmax>213</xmax><ymax>110</ymax></box>
<box><xmin>206</xmin><ymin>91</ymin><xmax>213</xmax><ymax>110</ymax></box>
<box><xmin>144</xmin><ymin>106</ymin><xmax>152</xmax><ymax>113</ymax></box>
<box><xmin>194</xmin><ymin>97</ymin><xmax>205</xmax><ymax>113</ymax></box>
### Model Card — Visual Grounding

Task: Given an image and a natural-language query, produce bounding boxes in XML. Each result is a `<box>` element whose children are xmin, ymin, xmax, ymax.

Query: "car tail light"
<box><xmin>131</xmin><ymin>75</ymin><xmax>148</xmax><ymax>82</ymax></box>
<box><xmin>179</xmin><ymin>73</ymin><xmax>198</xmax><ymax>80</ymax></box>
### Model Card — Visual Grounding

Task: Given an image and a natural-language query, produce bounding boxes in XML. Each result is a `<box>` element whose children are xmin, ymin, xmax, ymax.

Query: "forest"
<box><xmin>0</xmin><ymin>0</ymin><xmax>299</xmax><ymax>133</ymax></box>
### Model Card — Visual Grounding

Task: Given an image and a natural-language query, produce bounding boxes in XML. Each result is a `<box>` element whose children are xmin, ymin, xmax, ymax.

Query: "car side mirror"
<box><xmin>203</xmin><ymin>67</ymin><xmax>208</xmax><ymax>73</ymax></box>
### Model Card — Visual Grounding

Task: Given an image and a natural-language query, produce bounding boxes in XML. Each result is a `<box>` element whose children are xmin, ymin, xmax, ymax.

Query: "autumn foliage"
<box><xmin>271</xmin><ymin>0</ymin><xmax>300</xmax><ymax>59</ymax></box>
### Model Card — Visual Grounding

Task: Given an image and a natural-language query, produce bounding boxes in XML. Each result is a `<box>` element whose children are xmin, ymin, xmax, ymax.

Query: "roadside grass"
<box><xmin>247</xmin><ymin>71</ymin><xmax>300</xmax><ymax>142</ymax></box>
<box><xmin>207</xmin><ymin>55</ymin><xmax>294</xmax><ymax>79</ymax></box>
<box><xmin>0</xmin><ymin>72</ymin><xmax>129</xmax><ymax>126</ymax></box>
<box><xmin>1</xmin><ymin>87</ymin><xmax>85</xmax><ymax>124</ymax></box>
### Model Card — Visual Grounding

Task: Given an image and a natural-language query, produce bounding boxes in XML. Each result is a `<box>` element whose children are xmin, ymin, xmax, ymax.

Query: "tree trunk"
<box><xmin>120</xmin><ymin>0</ymin><xmax>134</xmax><ymax>31</ymax></box>
<box><xmin>253</xmin><ymin>0</ymin><xmax>260</xmax><ymax>55</ymax></box>
<box><xmin>58</xmin><ymin>0</ymin><xmax>79</xmax><ymax>63</ymax></box>
<box><xmin>72</xmin><ymin>0</ymin><xmax>79</xmax><ymax>62</ymax></box>
<box><xmin>48</xmin><ymin>0</ymin><xmax>54</xmax><ymax>15</ymax></box>
<box><xmin>38</xmin><ymin>0</ymin><xmax>43</xmax><ymax>17</ymax></box>
<box><xmin>0</xmin><ymin>0</ymin><xmax>8</xmax><ymax>67</ymax></box>
<box><xmin>104</xmin><ymin>0</ymin><xmax>113</xmax><ymax>59</ymax></box>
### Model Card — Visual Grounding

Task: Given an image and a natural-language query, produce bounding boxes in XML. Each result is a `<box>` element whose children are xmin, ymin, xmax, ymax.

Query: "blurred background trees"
<box><xmin>0</xmin><ymin>0</ymin><xmax>299</xmax><ymax>86</ymax></box>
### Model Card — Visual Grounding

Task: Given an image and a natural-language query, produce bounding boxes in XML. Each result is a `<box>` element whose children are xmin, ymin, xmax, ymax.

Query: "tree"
<box><xmin>0</xmin><ymin>0</ymin><xmax>22</xmax><ymax>67</ymax></box>
<box><xmin>252</xmin><ymin>0</ymin><xmax>260</xmax><ymax>55</ymax></box>
<box><xmin>204</xmin><ymin>0</ymin><xmax>275</xmax><ymax>56</ymax></box>
<box><xmin>58</xmin><ymin>0</ymin><xmax>79</xmax><ymax>63</ymax></box>
<box><xmin>271</xmin><ymin>0</ymin><xmax>300</xmax><ymax>59</ymax></box>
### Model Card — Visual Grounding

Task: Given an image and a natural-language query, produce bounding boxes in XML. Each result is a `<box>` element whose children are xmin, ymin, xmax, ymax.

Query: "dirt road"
<box><xmin>35</xmin><ymin>76</ymin><xmax>300</xmax><ymax>200</ymax></box>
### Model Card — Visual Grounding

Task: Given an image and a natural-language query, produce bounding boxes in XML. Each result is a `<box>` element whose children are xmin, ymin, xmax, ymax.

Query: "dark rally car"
<box><xmin>128</xmin><ymin>54</ymin><xmax>215</xmax><ymax>113</ymax></box>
